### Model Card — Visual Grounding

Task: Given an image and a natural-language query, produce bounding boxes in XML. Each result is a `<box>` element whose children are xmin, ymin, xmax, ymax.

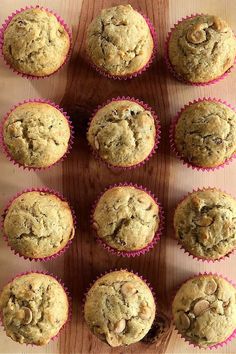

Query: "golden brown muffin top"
<box><xmin>87</xmin><ymin>100</ymin><xmax>156</xmax><ymax>167</ymax></box>
<box><xmin>3</xmin><ymin>8</ymin><xmax>70</xmax><ymax>76</ymax></box>
<box><xmin>93</xmin><ymin>186</ymin><xmax>159</xmax><ymax>251</ymax></box>
<box><xmin>0</xmin><ymin>273</ymin><xmax>69</xmax><ymax>345</ymax></box>
<box><xmin>4</xmin><ymin>191</ymin><xmax>75</xmax><ymax>258</ymax></box>
<box><xmin>84</xmin><ymin>270</ymin><xmax>156</xmax><ymax>347</ymax></box>
<box><xmin>174</xmin><ymin>188</ymin><xmax>236</xmax><ymax>260</ymax></box>
<box><xmin>86</xmin><ymin>4</ymin><xmax>154</xmax><ymax>76</ymax></box>
<box><xmin>174</xmin><ymin>100</ymin><xmax>236</xmax><ymax>168</ymax></box>
<box><xmin>168</xmin><ymin>15</ymin><xmax>236</xmax><ymax>83</ymax></box>
<box><xmin>3</xmin><ymin>102</ymin><xmax>71</xmax><ymax>168</ymax></box>
<box><xmin>173</xmin><ymin>274</ymin><xmax>236</xmax><ymax>347</ymax></box>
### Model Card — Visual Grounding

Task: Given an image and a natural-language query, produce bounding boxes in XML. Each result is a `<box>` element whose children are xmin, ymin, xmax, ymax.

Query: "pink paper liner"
<box><xmin>169</xmin><ymin>97</ymin><xmax>236</xmax><ymax>171</ymax></box>
<box><xmin>173</xmin><ymin>187</ymin><xmax>236</xmax><ymax>263</ymax></box>
<box><xmin>83</xmin><ymin>268</ymin><xmax>157</xmax><ymax>323</ymax></box>
<box><xmin>164</xmin><ymin>13</ymin><xmax>236</xmax><ymax>86</ymax></box>
<box><xmin>0</xmin><ymin>270</ymin><xmax>72</xmax><ymax>346</ymax></box>
<box><xmin>91</xmin><ymin>183</ymin><xmax>164</xmax><ymax>257</ymax></box>
<box><xmin>0</xmin><ymin>98</ymin><xmax>74</xmax><ymax>171</ymax></box>
<box><xmin>87</xmin><ymin>96</ymin><xmax>161</xmax><ymax>170</ymax></box>
<box><xmin>1</xmin><ymin>188</ymin><xmax>76</xmax><ymax>262</ymax></box>
<box><xmin>172</xmin><ymin>272</ymin><xmax>236</xmax><ymax>349</ymax></box>
<box><xmin>0</xmin><ymin>5</ymin><xmax>72</xmax><ymax>79</ymax></box>
<box><xmin>86</xmin><ymin>12</ymin><xmax>157</xmax><ymax>80</ymax></box>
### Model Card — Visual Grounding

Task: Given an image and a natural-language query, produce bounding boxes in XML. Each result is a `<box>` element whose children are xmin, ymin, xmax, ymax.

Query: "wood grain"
<box><xmin>0</xmin><ymin>0</ymin><xmax>236</xmax><ymax>353</ymax></box>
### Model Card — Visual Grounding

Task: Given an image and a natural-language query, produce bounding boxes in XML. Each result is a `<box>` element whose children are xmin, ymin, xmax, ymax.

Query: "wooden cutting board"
<box><xmin>0</xmin><ymin>0</ymin><xmax>236</xmax><ymax>353</ymax></box>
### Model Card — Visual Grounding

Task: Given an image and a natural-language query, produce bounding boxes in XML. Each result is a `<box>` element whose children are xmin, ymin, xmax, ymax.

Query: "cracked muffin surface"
<box><xmin>86</xmin><ymin>4</ymin><xmax>154</xmax><ymax>76</ymax></box>
<box><xmin>87</xmin><ymin>100</ymin><xmax>156</xmax><ymax>167</ymax></box>
<box><xmin>84</xmin><ymin>270</ymin><xmax>156</xmax><ymax>347</ymax></box>
<box><xmin>93</xmin><ymin>186</ymin><xmax>160</xmax><ymax>251</ymax></box>
<box><xmin>2</xmin><ymin>8</ymin><xmax>70</xmax><ymax>76</ymax></box>
<box><xmin>174</xmin><ymin>189</ymin><xmax>236</xmax><ymax>260</ymax></box>
<box><xmin>3</xmin><ymin>191</ymin><xmax>75</xmax><ymax>259</ymax></box>
<box><xmin>172</xmin><ymin>275</ymin><xmax>236</xmax><ymax>347</ymax></box>
<box><xmin>168</xmin><ymin>15</ymin><xmax>236</xmax><ymax>83</ymax></box>
<box><xmin>3</xmin><ymin>102</ymin><xmax>71</xmax><ymax>168</ymax></box>
<box><xmin>174</xmin><ymin>101</ymin><xmax>236</xmax><ymax>168</ymax></box>
<box><xmin>0</xmin><ymin>273</ymin><xmax>69</xmax><ymax>345</ymax></box>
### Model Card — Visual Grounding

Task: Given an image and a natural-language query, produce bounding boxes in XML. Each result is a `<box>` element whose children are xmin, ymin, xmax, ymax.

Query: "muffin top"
<box><xmin>84</xmin><ymin>270</ymin><xmax>156</xmax><ymax>347</ymax></box>
<box><xmin>168</xmin><ymin>15</ymin><xmax>236</xmax><ymax>83</ymax></box>
<box><xmin>172</xmin><ymin>274</ymin><xmax>236</xmax><ymax>347</ymax></box>
<box><xmin>0</xmin><ymin>273</ymin><xmax>69</xmax><ymax>345</ymax></box>
<box><xmin>3</xmin><ymin>102</ymin><xmax>71</xmax><ymax>168</ymax></box>
<box><xmin>93</xmin><ymin>186</ymin><xmax>160</xmax><ymax>251</ymax></box>
<box><xmin>2</xmin><ymin>8</ymin><xmax>70</xmax><ymax>76</ymax></box>
<box><xmin>87</xmin><ymin>100</ymin><xmax>156</xmax><ymax>167</ymax></box>
<box><xmin>174</xmin><ymin>100</ymin><xmax>236</xmax><ymax>168</ymax></box>
<box><xmin>174</xmin><ymin>189</ymin><xmax>236</xmax><ymax>260</ymax></box>
<box><xmin>3</xmin><ymin>191</ymin><xmax>75</xmax><ymax>259</ymax></box>
<box><xmin>86</xmin><ymin>4</ymin><xmax>154</xmax><ymax>76</ymax></box>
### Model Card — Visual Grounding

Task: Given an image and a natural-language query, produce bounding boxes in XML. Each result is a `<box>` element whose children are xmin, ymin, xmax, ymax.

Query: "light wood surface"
<box><xmin>0</xmin><ymin>0</ymin><xmax>236</xmax><ymax>353</ymax></box>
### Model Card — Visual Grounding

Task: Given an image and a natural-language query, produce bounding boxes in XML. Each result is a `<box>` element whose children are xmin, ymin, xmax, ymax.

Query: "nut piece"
<box><xmin>106</xmin><ymin>334</ymin><xmax>122</xmax><ymax>347</ymax></box>
<box><xmin>139</xmin><ymin>304</ymin><xmax>152</xmax><ymax>320</ymax></box>
<box><xmin>114</xmin><ymin>319</ymin><xmax>126</xmax><ymax>334</ymax></box>
<box><xmin>193</xmin><ymin>299</ymin><xmax>210</xmax><ymax>316</ymax></box>
<box><xmin>195</xmin><ymin>215</ymin><xmax>213</xmax><ymax>227</ymax></box>
<box><xmin>213</xmin><ymin>16</ymin><xmax>229</xmax><ymax>32</ymax></box>
<box><xmin>121</xmin><ymin>282</ymin><xmax>137</xmax><ymax>297</ymax></box>
<box><xmin>187</xmin><ymin>23</ymin><xmax>208</xmax><ymax>44</ymax></box>
<box><xmin>205</xmin><ymin>279</ymin><xmax>217</xmax><ymax>295</ymax></box>
<box><xmin>178</xmin><ymin>312</ymin><xmax>190</xmax><ymax>330</ymax></box>
<box><xmin>92</xmin><ymin>221</ymin><xmax>99</xmax><ymax>230</ymax></box>
<box><xmin>22</xmin><ymin>307</ymin><xmax>33</xmax><ymax>325</ymax></box>
<box><xmin>94</xmin><ymin>137</ymin><xmax>99</xmax><ymax>150</ymax></box>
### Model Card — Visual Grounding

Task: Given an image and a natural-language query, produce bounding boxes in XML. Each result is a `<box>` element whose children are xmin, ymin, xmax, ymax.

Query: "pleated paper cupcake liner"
<box><xmin>0</xmin><ymin>5</ymin><xmax>72</xmax><ymax>79</ymax></box>
<box><xmin>169</xmin><ymin>97</ymin><xmax>236</xmax><ymax>171</ymax></box>
<box><xmin>0</xmin><ymin>98</ymin><xmax>74</xmax><ymax>171</ymax></box>
<box><xmin>91</xmin><ymin>182</ymin><xmax>164</xmax><ymax>257</ymax></box>
<box><xmin>1</xmin><ymin>187</ymin><xmax>76</xmax><ymax>262</ymax></box>
<box><xmin>172</xmin><ymin>272</ymin><xmax>236</xmax><ymax>350</ymax></box>
<box><xmin>87</xmin><ymin>13</ymin><xmax>157</xmax><ymax>80</ymax></box>
<box><xmin>0</xmin><ymin>271</ymin><xmax>72</xmax><ymax>346</ymax></box>
<box><xmin>87</xmin><ymin>96</ymin><xmax>161</xmax><ymax>170</ymax></box>
<box><xmin>164</xmin><ymin>13</ymin><xmax>236</xmax><ymax>86</ymax></box>
<box><xmin>173</xmin><ymin>187</ymin><xmax>236</xmax><ymax>263</ymax></box>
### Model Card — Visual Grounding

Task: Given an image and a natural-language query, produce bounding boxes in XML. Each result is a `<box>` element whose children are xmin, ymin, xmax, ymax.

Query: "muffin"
<box><xmin>2</xmin><ymin>101</ymin><xmax>71</xmax><ymax>169</ymax></box>
<box><xmin>3</xmin><ymin>190</ymin><xmax>75</xmax><ymax>259</ymax></box>
<box><xmin>172</xmin><ymin>274</ymin><xmax>236</xmax><ymax>348</ymax></box>
<box><xmin>173</xmin><ymin>100</ymin><xmax>236</xmax><ymax>168</ymax></box>
<box><xmin>174</xmin><ymin>189</ymin><xmax>236</xmax><ymax>261</ymax></box>
<box><xmin>167</xmin><ymin>15</ymin><xmax>236</xmax><ymax>83</ymax></box>
<box><xmin>87</xmin><ymin>99</ymin><xmax>157</xmax><ymax>168</ymax></box>
<box><xmin>86</xmin><ymin>4</ymin><xmax>154</xmax><ymax>78</ymax></box>
<box><xmin>0</xmin><ymin>273</ymin><xmax>69</xmax><ymax>345</ymax></box>
<box><xmin>1</xmin><ymin>7</ymin><xmax>71</xmax><ymax>77</ymax></box>
<box><xmin>92</xmin><ymin>185</ymin><xmax>160</xmax><ymax>254</ymax></box>
<box><xmin>84</xmin><ymin>270</ymin><xmax>156</xmax><ymax>347</ymax></box>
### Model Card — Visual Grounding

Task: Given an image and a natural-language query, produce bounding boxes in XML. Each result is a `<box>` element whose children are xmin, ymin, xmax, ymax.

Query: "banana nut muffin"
<box><xmin>174</xmin><ymin>189</ymin><xmax>236</xmax><ymax>260</ymax></box>
<box><xmin>174</xmin><ymin>100</ymin><xmax>236</xmax><ymax>168</ymax></box>
<box><xmin>87</xmin><ymin>100</ymin><xmax>156</xmax><ymax>167</ymax></box>
<box><xmin>168</xmin><ymin>15</ymin><xmax>236</xmax><ymax>83</ymax></box>
<box><xmin>86</xmin><ymin>4</ymin><xmax>154</xmax><ymax>77</ymax></box>
<box><xmin>2</xmin><ymin>8</ymin><xmax>70</xmax><ymax>77</ymax></box>
<box><xmin>3</xmin><ymin>102</ymin><xmax>71</xmax><ymax>168</ymax></box>
<box><xmin>3</xmin><ymin>191</ymin><xmax>75</xmax><ymax>259</ymax></box>
<box><xmin>172</xmin><ymin>274</ymin><xmax>236</xmax><ymax>347</ymax></box>
<box><xmin>93</xmin><ymin>186</ymin><xmax>160</xmax><ymax>252</ymax></box>
<box><xmin>0</xmin><ymin>273</ymin><xmax>69</xmax><ymax>345</ymax></box>
<box><xmin>84</xmin><ymin>270</ymin><xmax>156</xmax><ymax>347</ymax></box>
